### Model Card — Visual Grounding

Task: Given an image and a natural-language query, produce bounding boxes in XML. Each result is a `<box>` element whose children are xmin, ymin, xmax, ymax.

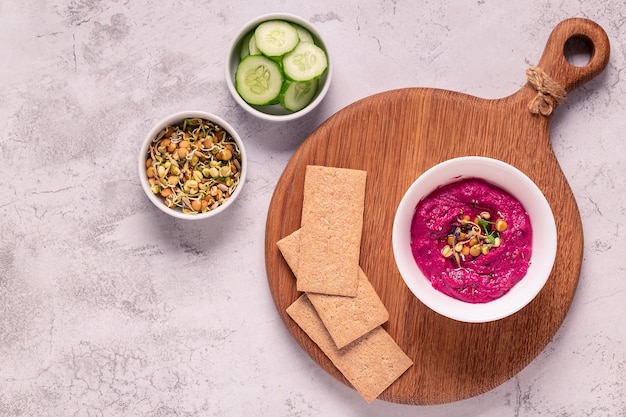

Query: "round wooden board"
<box><xmin>264</xmin><ymin>18</ymin><xmax>609</xmax><ymax>404</ymax></box>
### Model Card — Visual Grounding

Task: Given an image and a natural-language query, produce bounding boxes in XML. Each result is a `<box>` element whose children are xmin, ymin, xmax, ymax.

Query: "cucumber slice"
<box><xmin>282</xmin><ymin>41</ymin><xmax>328</xmax><ymax>82</ymax></box>
<box><xmin>248</xmin><ymin>34</ymin><xmax>261</xmax><ymax>56</ymax></box>
<box><xmin>254</xmin><ymin>20</ymin><xmax>299</xmax><ymax>57</ymax></box>
<box><xmin>235</xmin><ymin>55</ymin><xmax>284</xmax><ymax>106</ymax></box>
<box><xmin>292</xmin><ymin>24</ymin><xmax>314</xmax><ymax>43</ymax></box>
<box><xmin>239</xmin><ymin>30</ymin><xmax>254</xmax><ymax>59</ymax></box>
<box><xmin>280</xmin><ymin>79</ymin><xmax>319</xmax><ymax>112</ymax></box>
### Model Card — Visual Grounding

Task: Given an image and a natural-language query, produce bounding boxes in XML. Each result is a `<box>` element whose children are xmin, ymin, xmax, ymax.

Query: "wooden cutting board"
<box><xmin>264</xmin><ymin>18</ymin><xmax>609</xmax><ymax>405</ymax></box>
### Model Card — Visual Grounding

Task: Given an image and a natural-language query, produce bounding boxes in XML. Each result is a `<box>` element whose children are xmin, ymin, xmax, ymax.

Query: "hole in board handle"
<box><xmin>564</xmin><ymin>35</ymin><xmax>593</xmax><ymax>67</ymax></box>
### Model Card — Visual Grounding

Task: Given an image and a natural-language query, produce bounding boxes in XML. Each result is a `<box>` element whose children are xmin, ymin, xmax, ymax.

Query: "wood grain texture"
<box><xmin>264</xmin><ymin>18</ymin><xmax>610</xmax><ymax>404</ymax></box>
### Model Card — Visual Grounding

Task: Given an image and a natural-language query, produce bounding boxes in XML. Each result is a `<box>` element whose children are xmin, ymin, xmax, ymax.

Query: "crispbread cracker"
<box><xmin>297</xmin><ymin>165</ymin><xmax>366</xmax><ymax>297</ymax></box>
<box><xmin>277</xmin><ymin>229</ymin><xmax>389</xmax><ymax>349</ymax></box>
<box><xmin>286</xmin><ymin>294</ymin><xmax>413</xmax><ymax>403</ymax></box>
<box><xmin>276</xmin><ymin>229</ymin><xmax>302</xmax><ymax>275</ymax></box>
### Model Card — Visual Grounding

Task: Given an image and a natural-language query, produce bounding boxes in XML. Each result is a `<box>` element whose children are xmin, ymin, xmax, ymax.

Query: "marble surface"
<box><xmin>1</xmin><ymin>1</ymin><xmax>624</xmax><ymax>416</ymax></box>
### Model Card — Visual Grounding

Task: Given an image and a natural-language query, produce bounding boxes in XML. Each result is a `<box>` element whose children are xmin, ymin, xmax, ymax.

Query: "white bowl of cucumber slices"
<box><xmin>225</xmin><ymin>13</ymin><xmax>332</xmax><ymax>121</ymax></box>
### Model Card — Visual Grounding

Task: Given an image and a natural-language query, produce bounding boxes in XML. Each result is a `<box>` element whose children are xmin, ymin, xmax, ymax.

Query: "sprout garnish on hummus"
<box><xmin>441</xmin><ymin>210</ymin><xmax>508</xmax><ymax>268</ymax></box>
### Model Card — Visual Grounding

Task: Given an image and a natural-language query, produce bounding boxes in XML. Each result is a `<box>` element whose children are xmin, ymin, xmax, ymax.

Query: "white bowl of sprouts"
<box><xmin>139</xmin><ymin>111</ymin><xmax>247</xmax><ymax>220</ymax></box>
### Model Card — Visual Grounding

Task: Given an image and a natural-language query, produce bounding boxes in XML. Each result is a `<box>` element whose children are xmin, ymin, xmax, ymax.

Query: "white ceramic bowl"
<box><xmin>225</xmin><ymin>13</ymin><xmax>332</xmax><ymax>122</ymax></box>
<box><xmin>392</xmin><ymin>156</ymin><xmax>557</xmax><ymax>323</ymax></box>
<box><xmin>138</xmin><ymin>111</ymin><xmax>247</xmax><ymax>220</ymax></box>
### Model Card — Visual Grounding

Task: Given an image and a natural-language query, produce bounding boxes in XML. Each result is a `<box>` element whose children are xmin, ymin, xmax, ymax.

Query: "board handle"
<box><xmin>536</xmin><ymin>18</ymin><xmax>610</xmax><ymax>93</ymax></box>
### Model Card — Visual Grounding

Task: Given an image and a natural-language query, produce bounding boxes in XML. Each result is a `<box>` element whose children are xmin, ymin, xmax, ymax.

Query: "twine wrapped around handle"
<box><xmin>526</xmin><ymin>67</ymin><xmax>567</xmax><ymax>116</ymax></box>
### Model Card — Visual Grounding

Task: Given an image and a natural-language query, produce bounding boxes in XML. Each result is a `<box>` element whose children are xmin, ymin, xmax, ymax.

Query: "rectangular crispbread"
<box><xmin>286</xmin><ymin>294</ymin><xmax>413</xmax><ymax>403</ymax></box>
<box><xmin>297</xmin><ymin>165</ymin><xmax>367</xmax><ymax>297</ymax></box>
<box><xmin>277</xmin><ymin>229</ymin><xmax>389</xmax><ymax>348</ymax></box>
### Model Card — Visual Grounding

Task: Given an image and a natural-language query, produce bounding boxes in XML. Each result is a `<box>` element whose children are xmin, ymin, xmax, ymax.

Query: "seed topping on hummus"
<box><xmin>441</xmin><ymin>211</ymin><xmax>509</xmax><ymax>268</ymax></box>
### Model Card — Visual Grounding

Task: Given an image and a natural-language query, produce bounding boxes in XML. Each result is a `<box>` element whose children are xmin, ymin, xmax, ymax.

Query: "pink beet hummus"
<box><xmin>410</xmin><ymin>178</ymin><xmax>532</xmax><ymax>303</ymax></box>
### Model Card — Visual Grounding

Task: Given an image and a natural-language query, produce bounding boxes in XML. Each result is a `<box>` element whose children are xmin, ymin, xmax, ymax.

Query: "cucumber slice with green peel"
<box><xmin>280</xmin><ymin>79</ymin><xmax>319</xmax><ymax>112</ymax></box>
<box><xmin>254</xmin><ymin>20</ymin><xmax>300</xmax><ymax>57</ymax></box>
<box><xmin>248</xmin><ymin>34</ymin><xmax>261</xmax><ymax>56</ymax></box>
<box><xmin>235</xmin><ymin>55</ymin><xmax>284</xmax><ymax>106</ymax></box>
<box><xmin>239</xmin><ymin>31</ymin><xmax>254</xmax><ymax>59</ymax></box>
<box><xmin>282</xmin><ymin>41</ymin><xmax>328</xmax><ymax>82</ymax></box>
<box><xmin>292</xmin><ymin>24</ymin><xmax>314</xmax><ymax>43</ymax></box>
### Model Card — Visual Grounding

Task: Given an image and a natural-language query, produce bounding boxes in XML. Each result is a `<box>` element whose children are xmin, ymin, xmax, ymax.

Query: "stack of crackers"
<box><xmin>277</xmin><ymin>165</ymin><xmax>413</xmax><ymax>403</ymax></box>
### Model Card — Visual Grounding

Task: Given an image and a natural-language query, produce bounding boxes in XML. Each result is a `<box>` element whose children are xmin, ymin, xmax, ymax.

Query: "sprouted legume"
<box><xmin>145</xmin><ymin>118</ymin><xmax>242</xmax><ymax>214</ymax></box>
<box><xmin>440</xmin><ymin>210</ymin><xmax>508</xmax><ymax>268</ymax></box>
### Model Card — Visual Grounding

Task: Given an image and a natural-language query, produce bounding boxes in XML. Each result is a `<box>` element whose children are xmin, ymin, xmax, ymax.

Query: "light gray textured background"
<box><xmin>1</xmin><ymin>1</ymin><xmax>624</xmax><ymax>416</ymax></box>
